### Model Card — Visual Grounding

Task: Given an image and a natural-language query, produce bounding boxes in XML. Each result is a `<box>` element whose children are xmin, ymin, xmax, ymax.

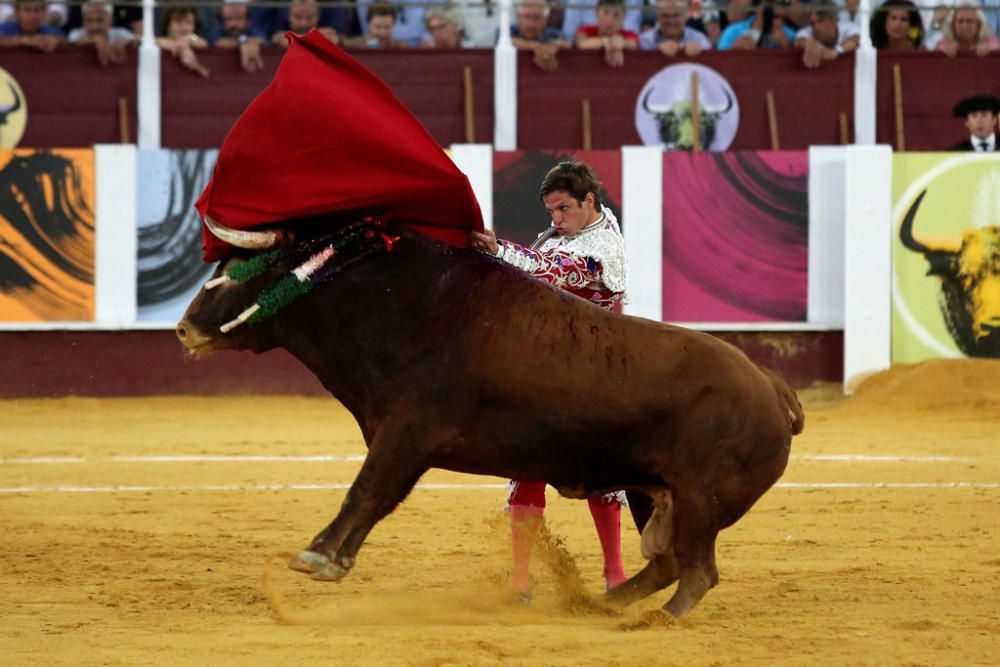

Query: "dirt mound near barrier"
<box><xmin>850</xmin><ymin>359</ymin><xmax>1000</xmax><ymax>412</ymax></box>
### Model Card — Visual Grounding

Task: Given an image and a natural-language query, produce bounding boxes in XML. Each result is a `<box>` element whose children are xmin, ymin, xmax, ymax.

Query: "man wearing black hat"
<box><xmin>950</xmin><ymin>94</ymin><xmax>1000</xmax><ymax>151</ymax></box>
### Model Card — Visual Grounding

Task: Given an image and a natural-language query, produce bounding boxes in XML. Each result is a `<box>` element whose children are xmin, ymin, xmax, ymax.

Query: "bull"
<box><xmin>176</xmin><ymin>216</ymin><xmax>804</xmax><ymax>618</ymax></box>
<box><xmin>641</xmin><ymin>87</ymin><xmax>734</xmax><ymax>151</ymax></box>
<box><xmin>900</xmin><ymin>189</ymin><xmax>1000</xmax><ymax>357</ymax></box>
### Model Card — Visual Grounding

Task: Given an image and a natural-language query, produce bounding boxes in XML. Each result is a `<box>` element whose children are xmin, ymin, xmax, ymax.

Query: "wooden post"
<box><xmin>118</xmin><ymin>97</ymin><xmax>129</xmax><ymax>144</ymax></box>
<box><xmin>463</xmin><ymin>66</ymin><xmax>475</xmax><ymax>144</ymax></box>
<box><xmin>766</xmin><ymin>90</ymin><xmax>780</xmax><ymax>151</ymax></box>
<box><xmin>581</xmin><ymin>98</ymin><xmax>592</xmax><ymax>150</ymax></box>
<box><xmin>893</xmin><ymin>63</ymin><xmax>905</xmax><ymax>151</ymax></box>
<box><xmin>839</xmin><ymin>112</ymin><xmax>850</xmax><ymax>145</ymax></box>
<box><xmin>690</xmin><ymin>71</ymin><xmax>701</xmax><ymax>152</ymax></box>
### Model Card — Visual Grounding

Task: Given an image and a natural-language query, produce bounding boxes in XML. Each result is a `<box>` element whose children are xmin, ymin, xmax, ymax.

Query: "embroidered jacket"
<box><xmin>494</xmin><ymin>206</ymin><xmax>627</xmax><ymax>310</ymax></box>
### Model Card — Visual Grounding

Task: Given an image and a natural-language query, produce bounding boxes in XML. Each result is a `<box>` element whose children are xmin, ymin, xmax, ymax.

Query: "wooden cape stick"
<box><xmin>582</xmin><ymin>98</ymin><xmax>592</xmax><ymax>150</ymax></box>
<box><xmin>118</xmin><ymin>97</ymin><xmax>129</xmax><ymax>144</ymax></box>
<box><xmin>766</xmin><ymin>90</ymin><xmax>780</xmax><ymax>150</ymax></box>
<box><xmin>463</xmin><ymin>66</ymin><xmax>475</xmax><ymax>144</ymax></box>
<box><xmin>893</xmin><ymin>63</ymin><xmax>905</xmax><ymax>151</ymax></box>
<box><xmin>839</xmin><ymin>112</ymin><xmax>850</xmax><ymax>145</ymax></box>
<box><xmin>691</xmin><ymin>71</ymin><xmax>701</xmax><ymax>152</ymax></box>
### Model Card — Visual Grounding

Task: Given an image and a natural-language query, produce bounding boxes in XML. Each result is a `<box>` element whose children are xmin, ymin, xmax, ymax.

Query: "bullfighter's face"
<box><xmin>543</xmin><ymin>189</ymin><xmax>598</xmax><ymax>237</ymax></box>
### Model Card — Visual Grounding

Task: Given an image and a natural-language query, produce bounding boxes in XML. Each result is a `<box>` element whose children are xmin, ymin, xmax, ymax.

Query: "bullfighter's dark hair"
<box><xmin>597</xmin><ymin>0</ymin><xmax>626</xmax><ymax>8</ymax></box>
<box><xmin>539</xmin><ymin>161</ymin><xmax>603</xmax><ymax>209</ymax></box>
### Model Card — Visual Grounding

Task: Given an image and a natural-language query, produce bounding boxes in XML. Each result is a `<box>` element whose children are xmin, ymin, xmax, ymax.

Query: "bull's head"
<box><xmin>642</xmin><ymin>87</ymin><xmax>733</xmax><ymax>151</ymax></box>
<box><xmin>176</xmin><ymin>215</ymin><xmax>398</xmax><ymax>357</ymax></box>
<box><xmin>900</xmin><ymin>189</ymin><xmax>1000</xmax><ymax>357</ymax></box>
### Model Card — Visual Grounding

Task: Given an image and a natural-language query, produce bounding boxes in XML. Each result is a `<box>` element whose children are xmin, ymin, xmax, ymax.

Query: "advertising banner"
<box><xmin>892</xmin><ymin>153</ymin><xmax>1000</xmax><ymax>362</ymax></box>
<box><xmin>136</xmin><ymin>149</ymin><xmax>217</xmax><ymax>322</ymax></box>
<box><xmin>0</xmin><ymin>149</ymin><xmax>96</xmax><ymax>321</ymax></box>
<box><xmin>661</xmin><ymin>151</ymin><xmax>808</xmax><ymax>322</ymax></box>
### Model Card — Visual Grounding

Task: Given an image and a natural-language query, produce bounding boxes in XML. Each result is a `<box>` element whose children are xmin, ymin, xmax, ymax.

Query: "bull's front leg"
<box><xmin>288</xmin><ymin>420</ymin><xmax>429</xmax><ymax>582</ymax></box>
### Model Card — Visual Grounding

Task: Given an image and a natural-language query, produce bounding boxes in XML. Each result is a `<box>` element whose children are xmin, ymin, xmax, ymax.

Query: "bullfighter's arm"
<box><xmin>496</xmin><ymin>241</ymin><xmax>604</xmax><ymax>290</ymax></box>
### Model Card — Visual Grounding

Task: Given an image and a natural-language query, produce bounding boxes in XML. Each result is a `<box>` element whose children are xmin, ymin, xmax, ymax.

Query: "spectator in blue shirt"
<box><xmin>639</xmin><ymin>0</ymin><xmax>713</xmax><ymax>55</ymax></box>
<box><xmin>0</xmin><ymin>0</ymin><xmax>64</xmax><ymax>53</ymax></box>
<box><xmin>717</xmin><ymin>0</ymin><xmax>797</xmax><ymax>49</ymax></box>
<box><xmin>503</xmin><ymin>0</ymin><xmax>570</xmax><ymax>72</ymax></box>
<box><xmin>208</xmin><ymin>0</ymin><xmax>269</xmax><ymax>73</ymax></box>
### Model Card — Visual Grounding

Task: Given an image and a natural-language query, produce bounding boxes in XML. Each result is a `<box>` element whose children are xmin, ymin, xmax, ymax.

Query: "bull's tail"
<box><xmin>762</xmin><ymin>368</ymin><xmax>805</xmax><ymax>436</ymax></box>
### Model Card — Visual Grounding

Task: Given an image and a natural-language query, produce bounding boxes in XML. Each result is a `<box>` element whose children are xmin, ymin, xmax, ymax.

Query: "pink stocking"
<box><xmin>588</xmin><ymin>496</ymin><xmax>627</xmax><ymax>589</ymax></box>
<box><xmin>509</xmin><ymin>504</ymin><xmax>544</xmax><ymax>593</ymax></box>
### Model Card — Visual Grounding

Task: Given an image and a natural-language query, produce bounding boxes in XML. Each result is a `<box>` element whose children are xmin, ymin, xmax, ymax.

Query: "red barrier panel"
<box><xmin>160</xmin><ymin>47</ymin><xmax>494</xmax><ymax>148</ymax></box>
<box><xmin>7</xmin><ymin>46</ymin><xmax>998</xmax><ymax>151</ymax></box>
<box><xmin>518</xmin><ymin>50</ymin><xmax>855</xmax><ymax>150</ymax></box>
<box><xmin>875</xmin><ymin>53</ymin><xmax>1000</xmax><ymax>151</ymax></box>
<box><xmin>1</xmin><ymin>46</ymin><xmax>137</xmax><ymax>147</ymax></box>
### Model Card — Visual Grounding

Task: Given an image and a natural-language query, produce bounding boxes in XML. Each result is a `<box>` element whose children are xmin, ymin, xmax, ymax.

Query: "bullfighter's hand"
<box><xmin>469</xmin><ymin>230</ymin><xmax>499</xmax><ymax>255</ymax></box>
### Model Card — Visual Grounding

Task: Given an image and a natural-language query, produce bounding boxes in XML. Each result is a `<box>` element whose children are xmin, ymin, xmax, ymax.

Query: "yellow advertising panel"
<box><xmin>892</xmin><ymin>153</ymin><xmax>1000</xmax><ymax>362</ymax></box>
<box><xmin>0</xmin><ymin>149</ymin><xmax>95</xmax><ymax>321</ymax></box>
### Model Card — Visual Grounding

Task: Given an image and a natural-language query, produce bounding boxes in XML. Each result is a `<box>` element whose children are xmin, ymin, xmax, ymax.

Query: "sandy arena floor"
<box><xmin>1</xmin><ymin>359</ymin><xmax>998</xmax><ymax>666</ymax></box>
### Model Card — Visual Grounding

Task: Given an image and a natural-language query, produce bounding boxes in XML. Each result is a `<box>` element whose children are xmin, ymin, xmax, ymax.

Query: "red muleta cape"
<box><xmin>196</xmin><ymin>30</ymin><xmax>484</xmax><ymax>262</ymax></box>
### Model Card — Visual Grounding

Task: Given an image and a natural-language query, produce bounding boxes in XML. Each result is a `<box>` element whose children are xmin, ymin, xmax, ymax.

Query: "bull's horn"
<box><xmin>0</xmin><ymin>83</ymin><xmax>21</xmax><ymax>115</ymax></box>
<box><xmin>707</xmin><ymin>89</ymin><xmax>734</xmax><ymax>116</ymax></box>
<box><xmin>204</xmin><ymin>215</ymin><xmax>287</xmax><ymax>250</ymax></box>
<box><xmin>641</xmin><ymin>88</ymin><xmax>670</xmax><ymax>115</ymax></box>
<box><xmin>899</xmin><ymin>190</ymin><xmax>962</xmax><ymax>255</ymax></box>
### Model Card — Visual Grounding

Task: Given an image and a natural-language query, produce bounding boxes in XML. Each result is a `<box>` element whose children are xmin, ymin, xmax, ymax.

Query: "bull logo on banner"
<box><xmin>0</xmin><ymin>68</ymin><xmax>27</xmax><ymax>149</ymax></box>
<box><xmin>900</xmin><ymin>188</ymin><xmax>1000</xmax><ymax>358</ymax></box>
<box><xmin>894</xmin><ymin>159</ymin><xmax>1000</xmax><ymax>360</ymax></box>
<box><xmin>634</xmin><ymin>64</ymin><xmax>739</xmax><ymax>151</ymax></box>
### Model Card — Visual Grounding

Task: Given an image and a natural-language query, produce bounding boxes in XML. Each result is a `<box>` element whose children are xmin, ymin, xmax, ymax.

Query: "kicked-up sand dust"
<box><xmin>0</xmin><ymin>359</ymin><xmax>998</xmax><ymax>665</ymax></box>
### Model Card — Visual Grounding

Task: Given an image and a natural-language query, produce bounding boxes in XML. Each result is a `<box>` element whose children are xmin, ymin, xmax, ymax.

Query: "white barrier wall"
<box><xmin>843</xmin><ymin>145</ymin><xmax>894</xmax><ymax>392</ymax></box>
<box><xmin>94</xmin><ymin>144</ymin><xmax>138</xmax><ymax>325</ymax></box>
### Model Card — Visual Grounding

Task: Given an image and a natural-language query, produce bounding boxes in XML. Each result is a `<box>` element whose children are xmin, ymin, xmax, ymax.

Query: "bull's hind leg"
<box><xmin>662</xmin><ymin>492</ymin><xmax>720</xmax><ymax>618</ymax></box>
<box><xmin>289</xmin><ymin>420</ymin><xmax>430</xmax><ymax>581</ymax></box>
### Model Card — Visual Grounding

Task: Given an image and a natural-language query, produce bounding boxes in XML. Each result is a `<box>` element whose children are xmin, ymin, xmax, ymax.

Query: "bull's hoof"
<box><xmin>288</xmin><ymin>549</ymin><xmax>329</xmax><ymax>574</ymax></box>
<box><xmin>310</xmin><ymin>561</ymin><xmax>349</xmax><ymax>582</ymax></box>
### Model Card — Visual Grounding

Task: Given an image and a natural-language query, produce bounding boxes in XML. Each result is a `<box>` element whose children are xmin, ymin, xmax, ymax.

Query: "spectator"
<box><xmin>936</xmin><ymin>2</ymin><xmax>1000</xmax><ymax>56</ymax></box>
<box><xmin>345</xmin><ymin>2</ymin><xmax>410</xmax><ymax>47</ymax></box>
<box><xmin>870</xmin><ymin>0</ymin><xmax>925</xmax><ymax>49</ymax></box>
<box><xmin>505</xmin><ymin>0</ymin><xmax>569</xmax><ymax>72</ymax></box>
<box><xmin>208</xmin><ymin>0</ymin><xmax>268</xmax><ymax>74</ymax></box>
<box><xmin>984</xmin><ymin>0</ymin><xmax>1000</xmax><ymax>41</ymax></box>
<box><xmin>794</xmin><ymin>0</ymin><xmax>860</xmax><ymax>68</ymax></box>
<box><xmin>562</xmin><ymin>0</ymin><xmax>644</xmax><ymax>40</ymax></box>
<box><xmin>0</xmin><ymin>0</ymin><xmax>66</xmax><ymax>29</ymax></box>
<box><xmin>157</xmin><ymin>6</ymin><xmax>209</xmax><ymax>77</ymax></box>
<box><xmin>272</xmin><ymin>0</ymin><xmax>340</xmax><ymax>49</ymax></box>
<box><xmin>452</xmin><ymin>0</ymin><xmax>498</xmax><ymax>47</ymax></box>
<box><xmin>0</xmin><ymin>0</ymin><xmax>64</xmax><ymax>53</ymax></box>
<box><xmin>949</xmin><ymin>93</ymin><xmax>1000</xmax><ymax>151</ymax></box>
<box><xmin>836</xmin><ymin>0</ymin><xmax>863</xmax><ymax>26</ymax></box>
<box><xmin>718</xmin><ymin>0</ymin><xmax>797</xmax><ymax>50</ymax></box>
<box><xmin>575</xmin><ymin>0</ymin><xmax>640</xmax><ymax>67</ymax></box>
<box><xmin>357</xmin><ymin>0</ymin><xmax>439</xmax><ymax>46</ymax></box>
<box><xmin>639</xmin><ymin>0</ymin><xmax>712</xmax><ymax>56</ymax></box>
<box><xmin>252</xmin><ymin>1</ymin><xmax>353</xmax><ymax>45</ymax></box>
<box><xmin>68</xmin><ymin>0</ymin><xmax>137</xmax><ymax>65</ymax></box>
<box><xmin>420</xmin><ymin>5</ymin><xmax>468</xmax><ymax>47</ymax></box>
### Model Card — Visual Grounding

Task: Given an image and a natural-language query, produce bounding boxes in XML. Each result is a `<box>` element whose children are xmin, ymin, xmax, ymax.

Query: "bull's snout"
<box><xmin>176</xmin><ymin>319</ymin><xmax>214</xmax><ymax>354</ymax></box>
